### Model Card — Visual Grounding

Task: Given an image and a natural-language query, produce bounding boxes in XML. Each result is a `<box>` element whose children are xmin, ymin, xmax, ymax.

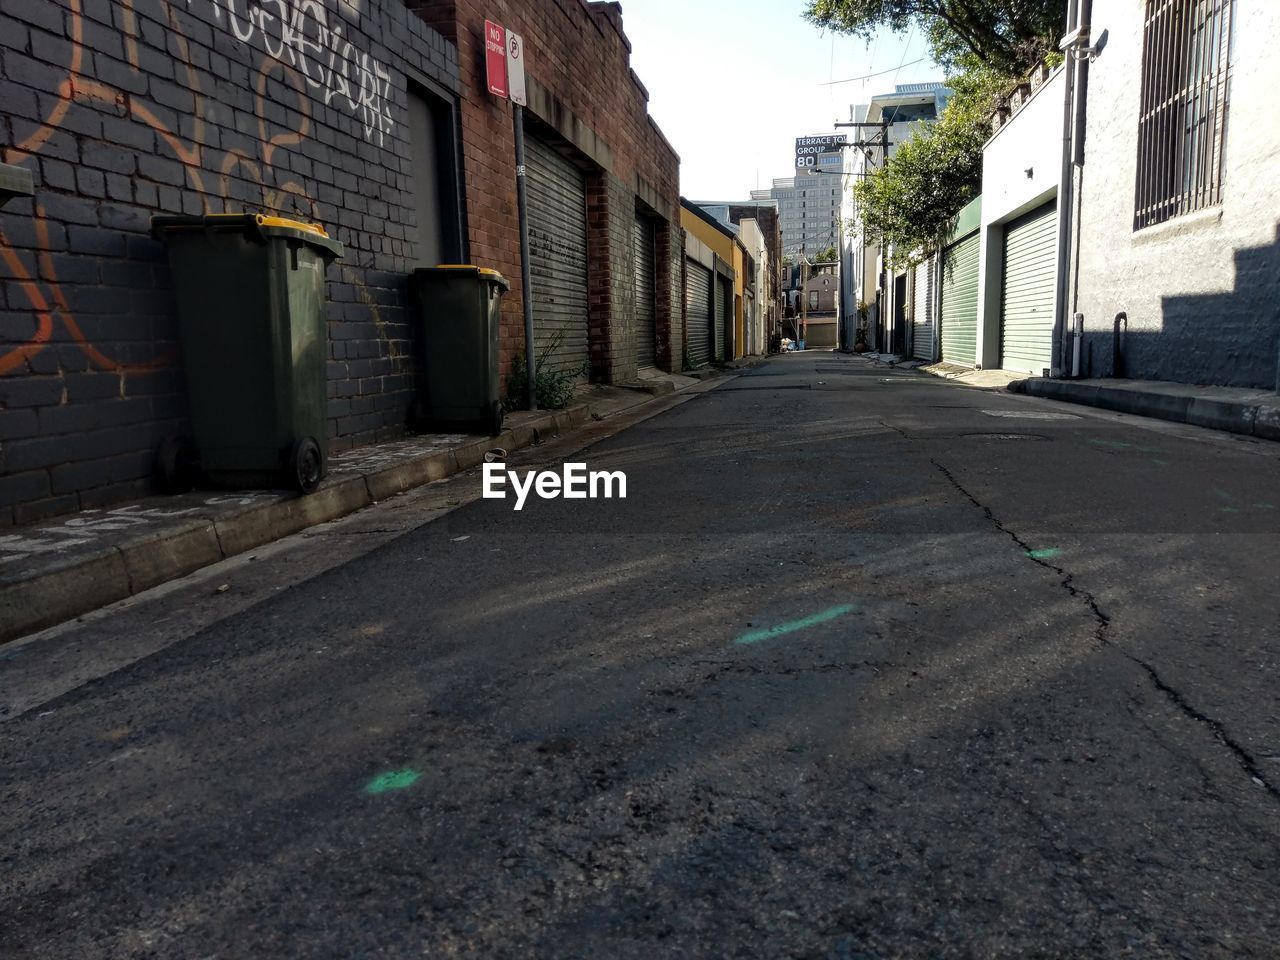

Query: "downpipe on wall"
<box><xmin>513</xmin><ymin>104</ymin><xmax>537</xmax><ymax>411</ymax></box>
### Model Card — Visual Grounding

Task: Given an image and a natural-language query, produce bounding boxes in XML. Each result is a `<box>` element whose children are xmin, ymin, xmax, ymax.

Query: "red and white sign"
<box><xmin>484</xmin><ymin>19</ymin><xmax>508</xmax><ymax>98</ymax></box>
<box><xmin>506</xmin><ymin>30</ymin><xmax>527</xmax><ymax>106</ymax></box>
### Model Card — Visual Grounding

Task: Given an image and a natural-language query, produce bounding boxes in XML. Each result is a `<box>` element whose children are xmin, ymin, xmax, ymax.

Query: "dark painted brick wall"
<box><xmin>0</xmin><ymin>0</ymin><xmax>458</xmax><ymax>524</ymax></box>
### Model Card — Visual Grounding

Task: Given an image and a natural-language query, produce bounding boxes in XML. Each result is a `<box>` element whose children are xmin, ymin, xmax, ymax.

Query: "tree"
<box><xmin>814</xmin><ymin>246</ymin><xmax>838</xmax><ymax>263</ymax></box>
<box><xmin>850</xmin><ymin>66</ymin><xmax>1007</xmax><ymax>263</ymax></box>
<box><xmin>812</xmin><ymin>1</ymin><xmax>1064</xmax><ymax>264</ymax></box>
<box><xmin>804</xmin><ymin>0</ymin><xmax>1063</xmax><ymax>77</ymax></box>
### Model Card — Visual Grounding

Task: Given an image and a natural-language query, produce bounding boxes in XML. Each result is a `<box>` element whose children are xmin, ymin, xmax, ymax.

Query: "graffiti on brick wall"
<box><xmin>207</xmin><ymin>0</ymin><xmax>395</xmax><ymax>145</ymax></box>
<box><xmin>0</xmin><ymin>0</ymin><xmax>395</xmax><ymax>378</ymax></box>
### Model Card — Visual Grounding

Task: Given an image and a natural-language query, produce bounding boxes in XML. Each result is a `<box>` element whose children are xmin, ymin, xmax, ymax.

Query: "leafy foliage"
<box><xmin>503</xmin><ymin>332</ymin><xmax>585</xmax><ymax>411</ymax></box>
<box><xmin>851</xmin><ymin>66</ymin><xmax>1007</xmax><ymax>264</ymax></box>
<box><xmin>807</xmin><ymin>2</ymin><xmax>1065</xmax><ymax>265</ymax></box>
<box><xmin>804</xmin><ymin>0</ymin><xmax>1063</xmax><ymax>77</ymax></box>
<box><xmin>813</xmin><ymin>246</ymin><xmax>839</xmax><ymax>263</ymax></box>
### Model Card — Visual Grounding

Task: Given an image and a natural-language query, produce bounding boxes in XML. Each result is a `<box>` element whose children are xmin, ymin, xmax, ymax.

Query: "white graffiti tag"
<box><xmin>200</xmin><ymin>0</ymin><xmax>395</xmax><ymax>146</ymax></box>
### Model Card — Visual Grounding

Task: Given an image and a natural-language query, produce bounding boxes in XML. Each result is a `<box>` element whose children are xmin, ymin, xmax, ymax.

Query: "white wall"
<box><xmin>1073</xmin><ymin>1</ymin><xmax>1280</xmax><ymax>388</ymax></box>
<box><xmin>975</xmin><ymin>68</ymin><xmax>1066</xmax><ymax>370</ymax></box>
<box><xmin>739</xmin><ymin>218</ymin><xmax>767</xmax><ymax>355</ymax></box>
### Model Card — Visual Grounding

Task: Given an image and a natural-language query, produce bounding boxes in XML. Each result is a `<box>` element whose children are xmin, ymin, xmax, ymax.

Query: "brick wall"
<box><xmin>0</xmin><ymin>0</ymin><xmax>459</xmax><ymax>524</ymax></box>
<box><xmin>586</xmin><ymin>172</ymin><xmax>636</xmax><ymax>383</ymax></box>
<box><xmin>654</xmin><ymin>219</ymin><xmax>679</xmax><ymax>372</ymax></box>
<box><xmin>413</xmin><ymin>0</ymin><xmax>681</xmax><ymax>382</ymax></box>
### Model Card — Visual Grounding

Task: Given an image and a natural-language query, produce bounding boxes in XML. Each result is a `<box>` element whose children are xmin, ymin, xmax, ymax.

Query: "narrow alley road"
<box><xmin>3</xmin><ymin>354</ymin><xmax>1279</xmax><ymax>959</ymax></box>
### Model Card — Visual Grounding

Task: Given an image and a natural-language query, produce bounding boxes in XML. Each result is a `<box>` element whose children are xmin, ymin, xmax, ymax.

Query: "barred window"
<box><xmin>1134</xmin><ymin>0</ymin><xmax>1235</xmax><ymax>230</ymax></box>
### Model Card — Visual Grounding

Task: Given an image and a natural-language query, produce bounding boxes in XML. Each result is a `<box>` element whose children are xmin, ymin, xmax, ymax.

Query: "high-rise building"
<box><xmin>750</xmin><ymin>173</ymin><xmax>844</xmax><ymax>259</ymax></box>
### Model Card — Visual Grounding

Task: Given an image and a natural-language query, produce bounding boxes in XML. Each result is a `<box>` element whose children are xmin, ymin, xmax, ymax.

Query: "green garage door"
<box><xmin>940</xmin><ymin>231</ymin><xmax>980</xmax><ymax>366</ymax></box>
<box><xmin>999</xmin><ymin>202</ymin><xmax>1057</xmax><ymax>373</ymax></box>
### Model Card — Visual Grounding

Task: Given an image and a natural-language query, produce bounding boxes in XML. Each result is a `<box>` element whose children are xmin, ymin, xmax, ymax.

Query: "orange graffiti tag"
<box><xmin>2</xmin><ymin>0</ymin><xmax>325</xmax><ymax>376</ymax></box>
<box><xmin>0</xmin><ymin>208</ymin><xmax>175</xmax><ymax>375</ymax></box>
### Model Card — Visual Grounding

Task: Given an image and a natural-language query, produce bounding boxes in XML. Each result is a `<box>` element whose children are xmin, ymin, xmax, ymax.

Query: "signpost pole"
<box><xmin>504</xmin><ymin>29</ymin><xmax>535</xmax><ymax>412</ymax></box>
<box><xmin>513</xmin><ymin>106</ymin><xmax>536</xmax><ymax>412</ymax></box>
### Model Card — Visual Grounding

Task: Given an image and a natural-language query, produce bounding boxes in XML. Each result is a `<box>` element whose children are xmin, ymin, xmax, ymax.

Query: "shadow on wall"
<box><xmin>1082</xmin><ymin>223</ymin><xmax>1280</xmax><ymax>388</ymax></box>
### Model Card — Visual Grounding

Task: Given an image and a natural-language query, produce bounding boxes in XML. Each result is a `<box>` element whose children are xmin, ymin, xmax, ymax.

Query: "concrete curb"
<box><xmin>1016</xmin><ymin>378</ymin><xmax>1280</xmax><ymax>440</ymax></box>
<box><xmin>0</xmin><ymin>404</ymin><xmax>590</xmax><ymax>644</ymax></box>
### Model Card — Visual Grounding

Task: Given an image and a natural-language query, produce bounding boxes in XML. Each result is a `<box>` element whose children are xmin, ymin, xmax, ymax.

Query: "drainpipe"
<box><xmin>1052</xmin><ymin>0</ymin><xmax>1092</xmax><ymax>378</ymax></box>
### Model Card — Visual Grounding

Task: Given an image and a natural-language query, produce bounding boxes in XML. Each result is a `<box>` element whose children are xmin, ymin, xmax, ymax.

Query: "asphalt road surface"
<box><xmin>3</xmin><ymin>353</ymin><xmax>1279</xmax><ymax>959</ymax></box>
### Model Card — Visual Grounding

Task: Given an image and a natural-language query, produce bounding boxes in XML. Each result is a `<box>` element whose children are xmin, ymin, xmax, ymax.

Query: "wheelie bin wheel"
<box><xmin>155</xmin><ymin>436</ymin><xmax>197</xmax><ymax>494</ymax></box>
<box><xmin>289</xmin><ymin>437</ymin><xmax>323</xmax><ymax>494</ymax></box>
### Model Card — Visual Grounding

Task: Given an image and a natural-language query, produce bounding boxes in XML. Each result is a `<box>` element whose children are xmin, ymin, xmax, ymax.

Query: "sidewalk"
<box><xmin>851</xmin><ymin>352</ymin><xmax>1027</xmax><ymax>391</ymax></box>
<box><xmin>1015</xmin><ymin>377</ymin><xmax>1280</xmax><ymax>440</ymax></box>
<box><xmin>0</xmin><ymin>371</ymin><xmax>704</xmax><ymax>643</ymax></box>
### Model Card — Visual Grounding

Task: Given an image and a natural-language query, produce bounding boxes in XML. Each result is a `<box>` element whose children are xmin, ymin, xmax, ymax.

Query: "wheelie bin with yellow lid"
<box><xmin>152</xmin><ymin>213</ymin><xmax>343</xmax><ymax>493</ymax></box>
<box><xmin>410</xmin><ymin>264</ymin><xmax>509</xmax><ymax>435</ymax></box>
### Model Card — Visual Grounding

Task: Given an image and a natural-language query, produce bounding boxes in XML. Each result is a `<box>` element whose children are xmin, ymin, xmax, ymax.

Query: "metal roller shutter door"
<box><xmin>715</xmin><ymin>276</ymin><xmax>731</xmax><ymax>361</ymax></box>
<box><xmin>633</xmin><ymin>217</ymin><xmax>656</xmax><ymax>369</ymax></box>
<box><xmin>911</xmin><ymin>258</ymin><xmax>936</xmax><ymax>362</ymax></box>
<box><xmin>940</xmin><ymin>232</ymin><xmax>980</xmax><ymax>366</ymax></box>
<box><xmin>999</xmin><ymin>202</ymin><xmax>1057</xmax><ymax>373</ymax></box>
<box><xmin>526</xmin><ymin>136</ymin><xmax>589</xmax><ymax>376</ymax></box>
<box><xmin>686</xmin><ymin>261</ymin><xmax>713</xmax><ymax>367</ymax></box>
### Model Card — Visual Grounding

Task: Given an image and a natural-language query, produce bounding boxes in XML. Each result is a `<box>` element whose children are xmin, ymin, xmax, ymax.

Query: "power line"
<box><xmin>892</xmin><ymin>24</ymin><xmax>917</xmax><ymax>88</ymax></box>
<box><xmin>820</xmin><ymin>57</ymin><xmax>927</xmax><ymax>87</ymax></box>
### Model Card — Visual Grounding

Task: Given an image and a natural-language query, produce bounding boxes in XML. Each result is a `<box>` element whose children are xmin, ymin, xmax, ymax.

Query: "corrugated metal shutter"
<box><xmin>633</xmin><ymin>217</ymin><xmax>656</xmax><ymax>369</ymax></box>
<box><xmin>999</xmin><ymin>202</ymin><xmax>1057</xmax><ymax>373</ymax></box>
<box><xmin>526</xmin><ymin>135</ymin><xmax>589</xmax><ymax>376</ymax></box>
<box><xmin>940</xmin><ymin>231</ymin><xmax>980</xmax><ymax>365</ymax></box>
<box><xmin>911</xmin><ymin>257</ymin><xmax>936</xmax><ymax>362</ymax></box>
<box><xmin>686</xmin><ymin>260</ymin><xmax>712</xmax><ymax>367</ymax></box>
<box><xmin>715</xmin><ymin>276</ymin><xmax>731</xmax><ymax>361</ymax></box>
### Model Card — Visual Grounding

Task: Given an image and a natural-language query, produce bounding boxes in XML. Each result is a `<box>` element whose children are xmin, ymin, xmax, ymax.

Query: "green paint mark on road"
<box><xmin>1150</xmin><ymin>458</ymin><xmax>1169</xmax><ymax>467</ymax></box>
<box><xmin>1221</xmin><ymin>507</ymin><xmax>1240</xmax><ymax>514</ymax></box>
<box><xmin>364</xmin><ymin>769</ymin><xmax>421</xmax><ymax>795</ymax></box>
<box><xmin>1027</xmin><ymin>548</ymin><xmax>1062</xmax><ymax>560</ymax></box>
<box><xmin>1253</xmin><ymin>502</ymin><xmax>1275</xmax><ymax>510</ymax></box>
<box><xmin>735</xmin><ymin>604</ymin><xmax>857</xmax><ymax>646</ymax></box>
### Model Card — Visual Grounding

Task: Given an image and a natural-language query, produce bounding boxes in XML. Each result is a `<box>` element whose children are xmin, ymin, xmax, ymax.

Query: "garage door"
<box><xmin>911</xmin><ymin>258</ymin><xmax>936</xmax><ymax>362</ymax></box>
<box><xmin>940</xmin><ymin>231</ymin><xmax>980</xmax><ymax>366</ymax></box>
<box><xmin>633</xmin><ymin>216</ymin><xmax>656</xmax><ymax>369</ymax></box>
<box><xmin>999</xmin><ymin>202</ymin><xmax>1057</xmax><ymax>373</ymax></box>
<box><xmin>715</xmin><ymin>276</ymin><xmax>731</xmax><ymax>361</ymax></box>
<box><xmin>686</xmin><ymin>260</ymin><xmax>713</xmax><ymax>367</ymax></box>
<box><xmin>526</xmin><ymin>135</ymin><xmax>589</xmax><ymax>376</ymax></box>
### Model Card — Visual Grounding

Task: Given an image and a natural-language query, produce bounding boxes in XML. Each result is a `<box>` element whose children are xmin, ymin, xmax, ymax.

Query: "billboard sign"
<box><xmin>794</xmin><ymin>134</ymin><xmax>847</xmax><ymax>175</ymax></box>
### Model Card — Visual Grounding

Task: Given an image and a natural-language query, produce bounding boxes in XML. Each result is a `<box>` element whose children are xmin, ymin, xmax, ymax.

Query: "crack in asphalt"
<box><xmin>931</xmin><ymin>457</ymin><xmax>1280</xmax><ymax>803</ymax></box>
<box><xmin>880</xmin><ymin>420</ymin><xmax>914</xmax><ymax>441</ymax></box>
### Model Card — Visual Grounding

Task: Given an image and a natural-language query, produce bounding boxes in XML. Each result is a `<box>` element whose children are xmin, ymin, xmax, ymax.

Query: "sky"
<box><xmin>622</xmin><ymin>0</ymin><xmax>943</xmax><ymax>201</ymax></box>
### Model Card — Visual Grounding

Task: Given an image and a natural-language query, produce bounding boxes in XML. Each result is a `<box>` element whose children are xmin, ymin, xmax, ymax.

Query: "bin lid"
<box><xmin>418</xmin><ymin>264</ymin><xmax>509</xmax><ymax>290</ymax></box>
<box><xmin>152</xmin><ymin>213</ymin><xmax>344</xmax><ymax>260</ymax></box>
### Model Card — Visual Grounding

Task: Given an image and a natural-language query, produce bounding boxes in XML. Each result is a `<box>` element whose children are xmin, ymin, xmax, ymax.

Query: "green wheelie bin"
<box><xmin>152</xmin><ymin>213</ymin><xmax>343</xmax><ymax>494</ymax></box>
<box><xmin>410</xmin><ymin>265</ymin><xmax>509</xmax><ymax>435</ymax></box>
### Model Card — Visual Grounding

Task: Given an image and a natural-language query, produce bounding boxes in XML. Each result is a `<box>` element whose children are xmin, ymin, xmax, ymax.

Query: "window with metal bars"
<box><xmin>1134</xmin><ymin>0</ymin><xmax>1235</xmax><ymax>230</ymax></box>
